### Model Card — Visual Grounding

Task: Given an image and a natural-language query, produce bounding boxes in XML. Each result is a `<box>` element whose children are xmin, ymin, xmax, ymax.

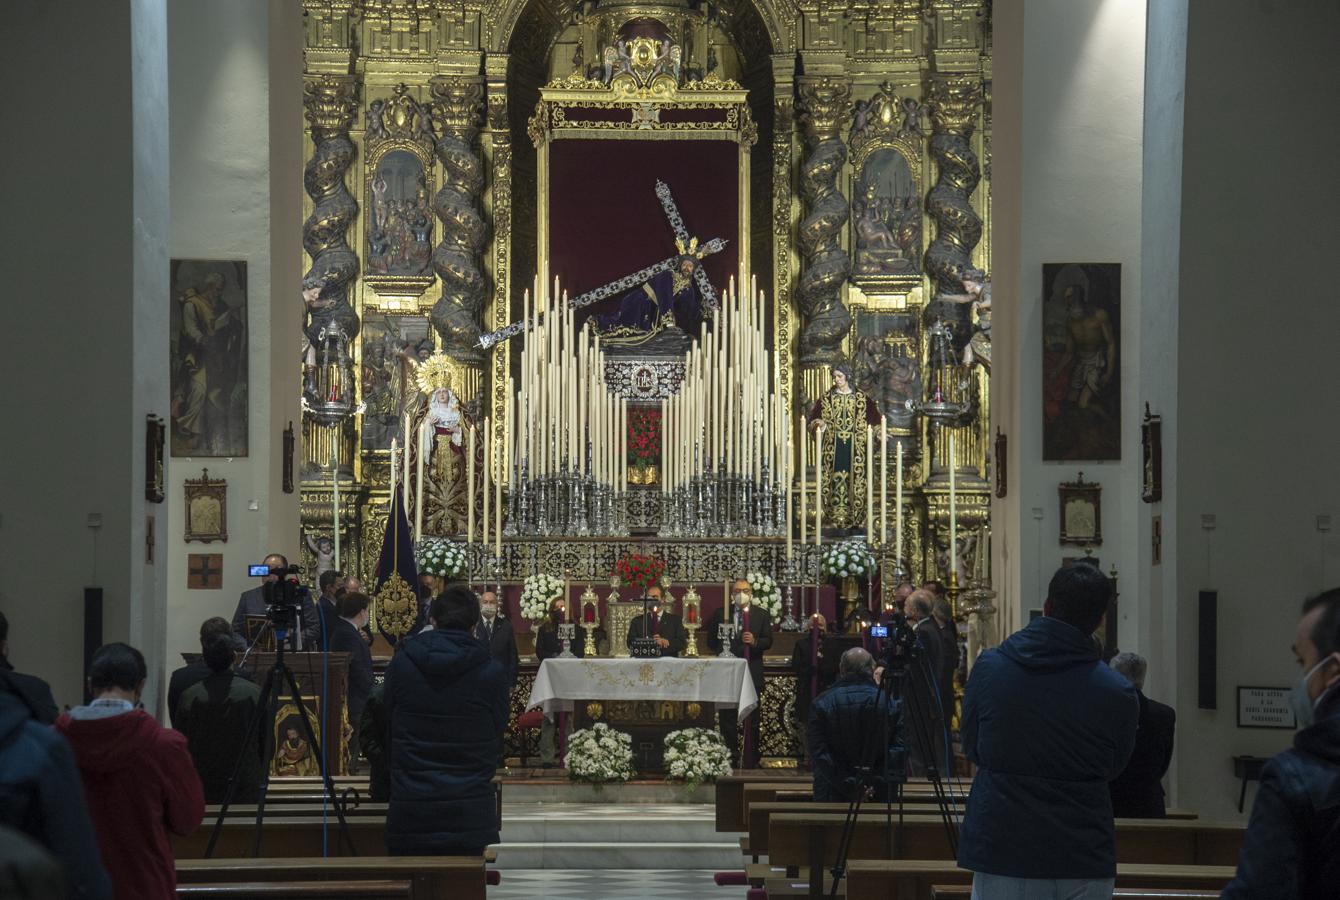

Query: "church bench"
<box><xmin>175</xmin><ymin>819</ymin><xmax>500</xmax><ymax>864</ymax></box>
<box><xmin>930</xmin><ymin>889</ymin><xmax>1219</xmax><ymax>899</ymax></box>
<box><xmin>205</xmin><ymin>802</ymin><xmax>389</xmax><ymax>818</ymax></box>
<box><xmin>716</xmin><ymin>775</ymin><xmax>812</xmax><ymax>831</ymax></box>
<box><xmin>746</xmin><ymin>801</ymin><xmax>969</xmax><ymax>859</ymax></box>
<box><xmin>842</xmin><ymin>862</ymin><xmax>1235</xmax><ymax>900</ymax></box>
<box><xmin>176</xmin><ymin>857</ymin><xmax>485</xmax><ymax>900</ymax></box>
<box><xmin>177</xmin><ymin>879</ymin><xmax>411</xmax><ymax>898</ymax></box>
<box><xmin>766</xmin><ymin>813</ymin><xmax>1243</xmax><ymax>896</ymax></box>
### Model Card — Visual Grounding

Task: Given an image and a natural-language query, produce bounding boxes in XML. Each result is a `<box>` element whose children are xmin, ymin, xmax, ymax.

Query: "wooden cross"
<box><xmin>188</xmin><ymin>553</ymin><xmax>224</xmax><ymax>590</ymax></box>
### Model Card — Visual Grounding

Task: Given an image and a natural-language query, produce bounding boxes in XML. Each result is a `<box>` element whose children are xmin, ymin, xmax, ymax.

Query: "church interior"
<box><xmin>4</xmin><ymin>0</ymin><xmax>1340</xmax><ymax>897</ymax></box>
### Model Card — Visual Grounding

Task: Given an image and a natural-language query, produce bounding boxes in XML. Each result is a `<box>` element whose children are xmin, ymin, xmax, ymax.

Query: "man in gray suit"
<box><xmin>230</xmin><ymin>552</ymin><xmax>319</xmax><ymax>650</ymax></box>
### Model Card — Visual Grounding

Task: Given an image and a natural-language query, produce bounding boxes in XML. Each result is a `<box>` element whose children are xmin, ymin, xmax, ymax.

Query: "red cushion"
<box><xmin>714</xmin><ymin>872</ymin><xmax>747</xmax><ymax>886</ymax></box>
<box><xmin>515</xmin><ymin>709</ymin><xmax>544</xmax><ymax>729</ymax></box>
<box><xmin>485</xmin><ymin>871</ymin><xmax>501</xmax><ymax>886</ymax></box>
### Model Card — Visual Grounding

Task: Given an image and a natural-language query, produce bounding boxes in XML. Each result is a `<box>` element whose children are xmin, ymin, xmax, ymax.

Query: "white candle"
<box><xmin>880</xmin><ymin>418</ymin><xmax>888</xmax><ymax>548</ymax></box>
<box><xmin>895</xmin><ymin>440</ymin><xmax>904</xmax><ymax>565</ymax></box>
<box><xmin>389</xmin><ymin>438</ymin><xmax>398</xmax><ymax>510</ymax></box>
<box><xmin>402</xmin><ymin>413</ymin><xmax>411</xmax><ymax>509</ymax></box>
<box><xmin>482</xmin><ymin>418</ymin><xmax>491</xmax><ymax>550</ymax></box>
<box><xmin>865</xmin><ymin>424</ymin><xmax>874</xmax><ymax>537</ymax></box>
<box><xmin>799</xmin><ymin>415</ymin><xmax>808</xmax><ymax>547</ymax></box>
<box><xmin>414</xmin><ymin>421</ymin><xmax>427</xmax><ymax>543</ymax></box>
<box><xmin>948</xmin><ymin>431</ymin><xmax>957</xmax><ymax>580</ymax></box>
<box><xmin>786</xmin><ymin>431</ymin><xmax>794</xmax><ymax>560</ymax></box>
<box><xmin>332</xmin><ymin>434</ymin><xmax>341</xmax><ymax>570</ymax></box>
<box><xmin>814</xmin><ymin>425</ymin><xmax>823</xmax><ymax>546</ymax></box>
<box><xmin>467</xmin><ymin>424</ymin><xmax>476</xmax><ymax>545</ymax></box>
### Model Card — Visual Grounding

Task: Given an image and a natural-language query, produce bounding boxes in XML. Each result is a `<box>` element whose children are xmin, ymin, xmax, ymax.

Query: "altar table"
<box><xmin>528</xmin><ymin>657</ymin><xmax>758</xmax><ymax>719</ymax></box>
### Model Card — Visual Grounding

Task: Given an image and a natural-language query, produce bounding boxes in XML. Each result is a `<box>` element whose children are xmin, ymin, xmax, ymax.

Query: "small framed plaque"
<box><xmin>1237</xmin><ymin>686</ymin><xmax>1296</xmax><ymax>729</ymax></box>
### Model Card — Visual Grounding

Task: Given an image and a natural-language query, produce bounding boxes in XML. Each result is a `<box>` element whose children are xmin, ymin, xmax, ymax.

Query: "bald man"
<box><xmin>807</xmin><ymin>647</ymin><xmax>906</xmax><ymax>802</ymax></box>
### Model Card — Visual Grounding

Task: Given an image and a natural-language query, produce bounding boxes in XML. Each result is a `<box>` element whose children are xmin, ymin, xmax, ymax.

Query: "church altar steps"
<box><xmin>495</xmin><ymin>804</ymin><xmax>740</xmax><ymax>869</ymax></box>
<box><xmin>500</xmin><ymin>781</ymin><xmax>715</xmax><ymax>804</ymax></box>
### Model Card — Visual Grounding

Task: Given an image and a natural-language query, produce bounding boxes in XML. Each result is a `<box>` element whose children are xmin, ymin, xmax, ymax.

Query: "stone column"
<box><xmin>429</xmin><ymin>75</ymin><xmax>488</xmax><ymax>367</ymax></box>
<box><xmin>795</xmin><ymin>75</ymin><xmax>853</xmax><ymax>369</ymax></box>
<box><xmin>301</xmin><ymin>74</ymin><xmax>362</xmax><ymax>360</ymax></box>
<box><xmin>771</xmin><ymin>53</ymin><xmax>797</xmax><ymax>410</ymax></box>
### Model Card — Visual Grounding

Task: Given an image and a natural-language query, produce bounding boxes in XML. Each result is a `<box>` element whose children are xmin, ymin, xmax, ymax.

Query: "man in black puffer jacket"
<box><xmin>1223</xmin><ymin>587</ymin><xmax>1340</xmax><ymax>899</ymax></box>
<box><xmin>385</xmin><ymin>584</ymin><xmax>509</xmax><ymax>856</ymax></box>
<box><xmin>957</xmin><ymin>563</ymin><xmax>1138</xmax><ymax>899</ymax></box>
<box><xmin>807</xmin><ymin>647</ymin><xmax>906</xmax><ymax>802</ymax></box>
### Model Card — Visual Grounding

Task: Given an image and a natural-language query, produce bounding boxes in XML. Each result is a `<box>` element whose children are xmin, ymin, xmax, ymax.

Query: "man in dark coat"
<box><xmin>957</xmin><ymin>563</ymin><xmax>1138</xmax><ymax>898</ymax></box>
<box><xmin>330</xmin><ymin>592</ymin><xmax>375</xmax><ymax>758</ymax></box>
<box><xmin>0</xmin><ymin>670</ymin><xmax>111</xmax><ymax>900</ymax></box>
<box><xmin>790</xmin><ymin>614</ymin><xmax>841</xmax><ymax>764</ymax></box>
<box><xmin>168</xmin><ymin>616</ymin><xmax>250</xmax><ymax>730</ymax></box>
<box><xmin>625</xmin><ymin>585</ymin><xmax>689</xmax><ymax>658</ymax></box>
<box><xmin>230</xmin><ymin>552</ymin><xmax>322</xmax><ymax>650</ymax></box>
<box><xmin>1106</xmin><ymin>652</ymin><xmax>1176</xmax><ymax>818</ymax></box>
<box><xmin>359</xmin><ymin>680</ymin><xmax>390</xmax><ymax>802</ymax></box>
<box><xmin>475</xmin><ymin>590</ymin><xmax>519</xmax><ymax>686</ymax></box>
<box><xmin>903</xmin><ymin>589</ymin><xmax>947</xmax><ymax>777</ymax></box>
<box><xmin>385</xmin><ymin>585</ymin><xmax>509</xmax><ymax>856</ymax></box>
<box><xmin>1223</xmin><ymin>587</ymin><xmax>1340</xmax><ymax>899</ymax></box>
<box><xmin>175</xmin><ymin>633</ymin><xmax>264</xmax><ymax>803</ymax></box>
<box><xmin>706</xmin><ymin>580</ymin><xmax>773</xmax><ymax>768</ymax></box>
<box><xmin>807</xmin><ymin>647</ymin><xmax>905</xmax><ymax>802</ymax></box>
<box><xmin>0</xmin><ymin>611</ymin><xmax>58</xmax><ymax>724</ymax></box>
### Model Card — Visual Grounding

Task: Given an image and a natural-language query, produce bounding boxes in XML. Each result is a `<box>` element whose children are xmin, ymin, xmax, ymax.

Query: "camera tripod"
<box><xmin>825</xmin><ymin>626</ymin><xmax>963</xmax><ymax>899</ymax></box>
<box><xmin>204</xmin><ymin>620</ymin><xmax>355</xmax><ymax>858</ymax></box>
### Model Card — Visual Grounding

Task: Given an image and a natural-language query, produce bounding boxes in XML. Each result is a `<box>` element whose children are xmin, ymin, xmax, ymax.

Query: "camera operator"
<box><xmin>902</xmin><ymin>588</ymin><xmax>946</xmax><ymax>777</ymax></box>
<box><xmin>229</xmin><ymin>553</ymin><xmax>320</xmax><ymax>651</ymax></box>
<box><xmin>807</xmin><ymin>647</ymin><xmax>906</xmax><ymax>802</ymax></box>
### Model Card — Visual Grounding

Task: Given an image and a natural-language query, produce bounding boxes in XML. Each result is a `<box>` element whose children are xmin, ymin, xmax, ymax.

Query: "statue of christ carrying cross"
<box><xmin>590</xmin><ymin>236</ymin><xmax>709</xmax><ymax>346</ymax></box>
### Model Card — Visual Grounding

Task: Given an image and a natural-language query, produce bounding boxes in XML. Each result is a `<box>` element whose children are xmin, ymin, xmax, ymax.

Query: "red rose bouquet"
<box><xmin>614</xmin><ymin>553</ymin><xmax>666</xmax><ymax>590</ymax></box>
<box><xmin>627</xmin><ymin>407</ymin><xmax>662</xmax><ymax>470</ymax></box>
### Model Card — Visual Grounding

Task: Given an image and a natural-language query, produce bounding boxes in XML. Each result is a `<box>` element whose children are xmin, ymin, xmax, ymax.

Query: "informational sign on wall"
<box><xmin>1237</xmin><ymin>686</ymin><xmax>1296</xmax><ymax>729</ymax></box>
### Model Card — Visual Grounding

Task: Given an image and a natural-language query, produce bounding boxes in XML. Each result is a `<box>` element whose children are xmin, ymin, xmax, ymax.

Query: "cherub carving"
<box><xmin>366</xmin><ymin>100</ymin><xmax>388</xmax><ymax>142</ymax></box>
<box><xmin>898</xmin><ymin>96</ymin><xmax>925</xmax><ymax>138</ymax></box>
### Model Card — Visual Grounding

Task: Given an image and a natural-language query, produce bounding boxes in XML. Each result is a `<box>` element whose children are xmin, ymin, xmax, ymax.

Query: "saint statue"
<box><xmin>943</xmin><ymin>268</ymin><xmax>992</xmax><ymax>372</ymax></box>
<box><xmin>808</xmin><ymin>363</ymin><xmax>882</xmax><ymax>534</ymax></box>
<box><xmin>405</xmin><ymin>353</ymin><xmax>484</xmax><ymax>536</ymax></box>
<box><xmin>273</xmin><ymin>726</ymin><xmax>317</xmax><ymax>777</ymax></box>
<box><xmin>590</xmin><ymin>239</ymin><xmax>706</xmax><ymax>346</ymax></box>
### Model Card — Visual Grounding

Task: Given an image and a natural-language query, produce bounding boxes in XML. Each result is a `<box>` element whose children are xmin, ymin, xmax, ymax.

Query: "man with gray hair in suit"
<box><xmin>1107</xmin><ymin>651</ymin><xmax>1176</xmax><ymax>818</ymax></box>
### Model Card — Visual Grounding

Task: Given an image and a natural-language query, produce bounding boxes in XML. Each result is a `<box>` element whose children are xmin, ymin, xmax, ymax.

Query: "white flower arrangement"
<box><xmin>520</xmin><ymin>573</ymin><xmax>566</xmax><ymax>624</ymax></box>
<box><xmin>415</xmin><ymin>537</ymin><xmax>467</xmax><ymax>580</ymax></box>
<box><xmin>744</xmin><ymin>572</ymin><xmax>782</xmax><ymax>620</ymax></box>
<box><xmin>663</xmin><ymin>727</ymin><xmax>733</xmax><ymax>788</ymax></box>
<box><xmin>820</xmin><ymin>538</ymin><xmax>878</xmax><ymax>581</ymax></box>
<box><xmin>565</xmin><ymin>722</ymin><xmax>636</xmax><ymax>784</ymax></box>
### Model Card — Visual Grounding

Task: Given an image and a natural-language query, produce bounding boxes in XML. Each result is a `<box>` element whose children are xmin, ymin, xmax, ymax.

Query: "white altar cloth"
<box><xmin>528</xmin><ymin>657</ymin><xmax>758</xmax><ymax>719</ymax></box>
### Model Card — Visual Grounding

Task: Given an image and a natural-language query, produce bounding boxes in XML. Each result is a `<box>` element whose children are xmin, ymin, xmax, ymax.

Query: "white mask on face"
<box><xmin>734</xmin><ymin>592</ymin><xmax>751</xmax><ymax>608</ymax></box>
<box><xmin>1289</xmin><ymin>653</ymin><xmax>1339</xmax><ymax>729</ymax></box>
<box><xmin>481</xmin><ymin>605</ymin><xmax>498</xmax><ymax>619</ymax></box>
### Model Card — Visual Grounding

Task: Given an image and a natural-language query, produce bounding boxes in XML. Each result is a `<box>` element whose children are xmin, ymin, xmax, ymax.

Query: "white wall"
<box><xmin>992</xmin><ymin>0</ymin><xmax>1155</xmax><ymax>649</ymax></box>
<box><xmin>1173</xmin><ymin>0</ymin><xmax>1340</xmax><ymax>819</ymax></box>
<box><xmin>165</xmin><ymin>0</ymin><xmax>302</xmax><ymax>673</ymax></box>
<box><xmin>0</xmin><ymin>0</ymin><xmax>169</xmax><ymax>711</ymax></box>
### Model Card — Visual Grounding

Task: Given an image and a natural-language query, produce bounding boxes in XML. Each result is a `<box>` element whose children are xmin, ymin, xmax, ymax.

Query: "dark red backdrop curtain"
<box><xmin>546</xmin><ymin>138</ymin><xmax>740</xmax><ymax>326</ymax></box>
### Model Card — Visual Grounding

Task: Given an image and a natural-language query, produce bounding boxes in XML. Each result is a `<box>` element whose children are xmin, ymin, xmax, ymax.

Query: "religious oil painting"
<box><xmin>272</xmin><ymin>699</ymin><xmax>322</xmax><ymax>777</ymax></box>
<box><xmin>183</xmin><ymin>469</ymin><xmax>228</xmax><ymax>544</ymax></box>
<box><xmin>170</xmin><ymin>259</ymin><xmax>248</xmax><ymax>457</ymax></box>
<box><xmin>1059</xmin><ymin>475</ymin><xmax>1102</xmax><ymax>546</ymax></box>
<box><xmin>361</xmin><ymin>313</ymin><xmax>433</xmax><ymax>448</ymax></box>
<box><xmin>366</xmin><ymin>150</ymin><xmax>433</xmax><ymax>277</ymax></box>
<box><xmin>1041</xmin><ymin>263</ymin><xmax>1121</xmax><ymax>460</ymax></box>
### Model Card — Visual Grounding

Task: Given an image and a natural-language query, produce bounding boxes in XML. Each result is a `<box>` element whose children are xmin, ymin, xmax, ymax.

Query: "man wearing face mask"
<box><xmin>1223</xmin><ymin>587</ymin><xmax>1340</xmax><ymax>899</ymax></box>
<box><xmin>706</xmin><ymin>579</ymin><xmax>773</xmax><ymax>767</ymax></box>
<box><xmin>625</xmin><ymin>585</ymin><xmax>688</xmax><ymax>658</ymax></box>
<box><xmin>474</xmin><ymin>590</ymin><xmax>519</xmax><ymax>688</ymax></box>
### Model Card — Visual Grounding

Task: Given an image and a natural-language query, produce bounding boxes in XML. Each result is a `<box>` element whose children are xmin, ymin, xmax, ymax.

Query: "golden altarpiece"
<box><xmin>299</xmin><ymin>0</ymin><xmax>993</xmax><ymax>762</ymax></box>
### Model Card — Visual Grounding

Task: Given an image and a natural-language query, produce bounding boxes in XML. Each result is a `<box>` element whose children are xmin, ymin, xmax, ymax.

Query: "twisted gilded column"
<box><xmin>429</xmin><ymin>77</ymin><xmax>488</xmax><ymax>366</ymax></box>
<box><xmin>302</xmin><ymin>75</ymin><xmax>362</xmax><ymax>354</ymax></box>
<box><xmin>795</xmin><ymin>77</ymin><xmax>852</xmax><ymax>366</ymax></box>
<box><xmin>923</xmin><ymin>76</ymin><xmax>983</xmax><ymax>302</ymax></box>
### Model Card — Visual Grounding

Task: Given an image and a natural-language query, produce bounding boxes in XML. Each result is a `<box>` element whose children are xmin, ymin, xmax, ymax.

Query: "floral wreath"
<box><xmin>415</xmin><ymin>537</ymin><xmax>467</xmax><ymax>580</ymax></box>
<box><xmin>820</xmin><ymin>538</ymin><xmax>878</xmax><ymax>581</ymax></box>
<box><xmin>520</xmin><ymin>572</ymin><xmax>566</xmax><ymax>623</ymax></box>
<box><xmin>743</xmin><ymin>572</ymin><xmax>782</xmax><ymax>620</ymax></box>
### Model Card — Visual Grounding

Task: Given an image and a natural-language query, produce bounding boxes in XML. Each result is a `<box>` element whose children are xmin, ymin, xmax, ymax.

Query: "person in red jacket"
<box><xmin>55</xmin><ymin>643</ymin><xmax>204</xmax><ymax>900</ymax></box>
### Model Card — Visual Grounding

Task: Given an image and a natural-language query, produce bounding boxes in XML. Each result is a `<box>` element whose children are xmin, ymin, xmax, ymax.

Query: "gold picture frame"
<box><xmin>184</xmin><ymin>468</ymin><xmax>228</xmax><ymax>544</ymax></box>
<box><xmin>1059</xmin><ymin>473</ymin><xmax>1101</xmax><ymax>546</ymax></box>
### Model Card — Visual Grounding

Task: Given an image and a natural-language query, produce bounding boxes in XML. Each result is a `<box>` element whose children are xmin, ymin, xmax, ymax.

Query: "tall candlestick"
<box><xmin>814</xmin><ymin>425</ymin><xmax>823</xmax><ymax>546</ymax></box>
<box><xmin>467</xmin><ymin>424</ymin><xmax>477</xmax><ymax>545</ymax></box>
<box><xmin>880</xmin><ymin>418</ymin><xmax>888</xmax><ymax>548</ymax></box>
<box><xmin>414</xmin><ymin>421</ymin><xmax>427</xmax><ymax>543</ymax></box>
<box><xmin>786</xmin><ymin>431</ymin><xmax>794</xmax><ymax>560</ymax></box>
<box><xmin>402</xmin><ymin>413</ymin><xmax>411</xmax><ymax>509</ymax></box>
<box><xmin>895</xmin><ymin>440</ymin><xmax>904</xmax><ymax>565</ymax></box>
<box><xmin>482</xmin><ymin>418</ymin><xmax>491</xmax><ymax>551</ymax></box>
<box><xmin>948</xmin><ymin>431</ymin><xmax>957</xmax><ymax>580</ymax></box>
<box><xmin>495</xmin><ymin>422</ymin><xmax>504</xmax><ymax>560</ymax></box>
<box><xmin>389</xmin><ymin>438</ymin><xmax>398</xmax><ymax>509</ymax></box>
<box><xmin>865</xmin><ymin>424</ymin><xmax>874</xmax><ymax>537</ymax></box>
<box><xmin>332</xmin><ymin>436</ymin><xmax>341</xmax><ymax>570</ymax></box>
<box><xmin>799</xmin><ymin>415</ymin><xmax>808</xmax><ymax>546</ymax></box>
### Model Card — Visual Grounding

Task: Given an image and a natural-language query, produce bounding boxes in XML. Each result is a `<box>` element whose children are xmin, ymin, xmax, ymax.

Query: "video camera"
<box><xmin>870</xmin><ymin>610</ymin><xmax>918</xmax><ymax>671</ymax></box>
<box><xmin>248</xmin><ymin>563</ymin><xmax>308</xmax><ymax>635</ymax></box>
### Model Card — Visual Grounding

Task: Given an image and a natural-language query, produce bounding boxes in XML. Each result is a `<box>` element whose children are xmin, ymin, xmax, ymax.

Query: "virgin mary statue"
<box><xmin>808</xmin><ymin>362</ymin><xmax>882</xmax><ymax>534</ymax></box>
<box><xmin>406</xmin><ymin>353</ymin><xmax>484</xmax><ymax>536</ymax></box>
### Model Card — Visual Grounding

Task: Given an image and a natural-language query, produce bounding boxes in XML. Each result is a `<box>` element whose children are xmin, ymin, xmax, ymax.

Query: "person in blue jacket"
<box><xmin>1223</xmin><ymin>587</ymin><xmax>1340</xmax><ymax>899</ymax></box>
<box><xmin>807</xmin><ymin>646</ymin><xmax>906</xmax><ymax>802</ymax></box>
<box><xmin>385</xmin><ymin>584</ymin><xmax>509</xmax><ymax>856</ymax></box>
<box><xmin>957</xmin><ymin>563</ymin><xmax>1138</xmax><ymax>900</ymax></box>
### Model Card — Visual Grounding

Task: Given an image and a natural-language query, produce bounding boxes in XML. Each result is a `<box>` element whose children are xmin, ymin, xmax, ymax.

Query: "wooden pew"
<box><xmin>716</xmin><ymin>774</ymin><xmax>812</xmax><ymax>832</ymax></box>
<box><xmin>931</xmin><ymin>889</ymin><xmax>1219</xmax><ymax>899</ymax></box>
<box><xmin>766</xmin><ymin>814</ymin><xmax>1243</xmax><ymax>898</ymax></box>
<box><xmin>175</xmin><ymin>818</ymin><xmax>388</xmax><ymax>859</ymax></box>
<box><xmin>177</xmin><ymin>857</ymin><xmax>485</xmax><ymax>900</ymax></box>
<box><xmin>747</xmin><ymin>802</ymin><xmax>969</xmax><ymax>861</ymax></box>
<box><xmin>177</xmin><ymin>880</ymin><xmax>411</xmax><ymax>898</ymax></box>
<box><xmin>842</xmin><ymin>862</ymin><xmax>1235</xmax><ymax>900</ymax></box>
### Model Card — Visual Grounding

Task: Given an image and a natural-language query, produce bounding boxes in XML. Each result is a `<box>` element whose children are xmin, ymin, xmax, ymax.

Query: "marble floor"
<box><xmin>488</xmin><ymin>869</ymin><xmax>741</xmax><ymax>899</ymax></box>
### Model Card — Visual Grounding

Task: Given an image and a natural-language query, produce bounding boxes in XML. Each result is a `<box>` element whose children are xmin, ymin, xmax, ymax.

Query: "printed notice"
<box><xmin>1237</xmin><ymin>686</ymin><xmax>1296</xmax><ymax>729</ymax></box>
